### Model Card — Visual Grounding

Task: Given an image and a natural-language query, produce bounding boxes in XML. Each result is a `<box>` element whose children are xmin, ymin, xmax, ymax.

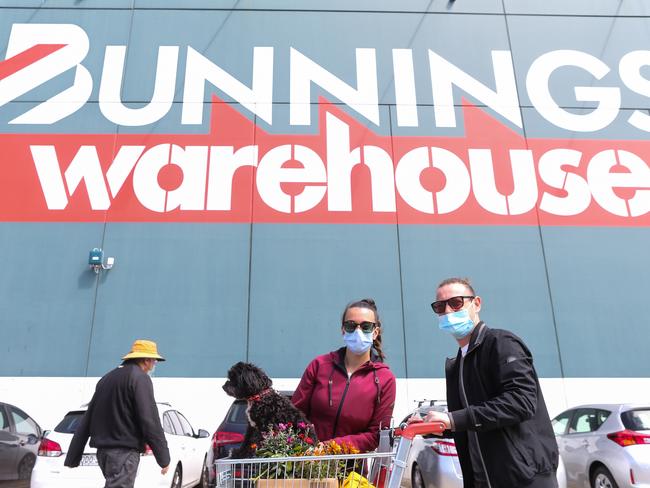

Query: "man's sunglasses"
<box><xmin>342</xmin><ymin>320</ymin><xmax>377</xmax><ymax>333</ymax></box>
<box><xmin>430</xmin><ymin>296</ymin><xmax>475</xmax><ymax>315</ymax></box>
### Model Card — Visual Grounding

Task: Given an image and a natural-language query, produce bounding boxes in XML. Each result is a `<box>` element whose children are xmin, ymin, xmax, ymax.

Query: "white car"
<box><xmin>31</xmin><ymin>402</ymin><xmax>210</xmax><ymax>488</ymax></box>
<box><xmin>552</xmin><ymin>403</ymin><xmax>650</xmax><ymax>488</ymax></box>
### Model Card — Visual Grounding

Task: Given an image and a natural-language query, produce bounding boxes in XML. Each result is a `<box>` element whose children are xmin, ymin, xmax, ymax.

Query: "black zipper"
<box><xmin>459</xmin><ymin>352</ymin><xmax>492</xmax><ymax>488</ymax></box>
<box><xmin>332</xmin><ymin>368</ymin><xmax>351</xmax><ymax>439</ymax></box>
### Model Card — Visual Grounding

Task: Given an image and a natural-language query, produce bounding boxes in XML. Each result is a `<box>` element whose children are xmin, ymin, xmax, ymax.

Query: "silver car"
<box><xmin>399</xmin><ymin>400</ymin><xmax>463</xmax><ymax>488</ymax></box>
<box><xmin>399</xmin><ymin>400</ymin><xmax>567</xmax><ymax>488</ymax></box>
<box><xmin>552</xmin><ymin>403</ymin><xmax>650</xmax><ymax>488</ymax></box>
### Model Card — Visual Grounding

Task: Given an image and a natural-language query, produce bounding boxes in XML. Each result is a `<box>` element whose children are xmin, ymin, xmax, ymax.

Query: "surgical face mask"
<box><xmin>438</xmin><ymin>308</ymin><xmax>475</xmax><ymax>339</ymax></box>
<box><xmin>343</xmin><ymin>328</ymin><xmax>374</xmax><ymax>354</ymax></box>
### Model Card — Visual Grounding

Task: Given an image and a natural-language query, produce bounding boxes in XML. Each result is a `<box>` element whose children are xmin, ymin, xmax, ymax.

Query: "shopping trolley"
<box><xmin>215</xmin><ymin>422</ymin><xmax>446</xmax><ymax>488</ymax></box>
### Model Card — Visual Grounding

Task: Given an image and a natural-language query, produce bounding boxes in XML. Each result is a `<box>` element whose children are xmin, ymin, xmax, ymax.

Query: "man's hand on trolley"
<box><xmin>422</xmin><ymin>411</ymin><xmax>452</xmax><ymax>432</ymax></box>
<box><xmin>161</xmin><ymin>465</ymin><xmax>169</xmax><ymax>475</ymax></box>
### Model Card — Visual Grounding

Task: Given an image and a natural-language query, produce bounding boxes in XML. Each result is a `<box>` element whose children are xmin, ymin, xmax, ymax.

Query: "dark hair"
<box><xmin>121</xmin><ymin>358</ymin><xmax>148</xmax><ymax>366</ymax></box>
<box><xmin>341</xmin><ymin>298</ymin><xmax>386</xmax><ymax>362</ymax></box>
<box><xmin>437</xmin><ymin>277</ymin><xmax>476</xmax><ymax>296</ymax></box>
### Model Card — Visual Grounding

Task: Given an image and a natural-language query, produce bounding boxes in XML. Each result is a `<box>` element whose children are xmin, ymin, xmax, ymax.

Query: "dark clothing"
<box><xmin>97</xmin><ymin>448</ymin><xmax>140</xmax><ymax>488</ymax></box>
<box><xmin>65</xmin><ymin>363</ymin><xmax>170</xmax><ymax>469</ymax></box>
<box><xmin>446</xmin><ymin>323</ymin><xmax>558</xmax><ymax>488</ymax></box>
<box><xmin>292</xmin><ymin>347</ymin><xmax>396</xmax><ymax>452</ymax></box>
<box><xmin>524</xmin><ymin>473</ymin><xmax>558</xmax><ymax>488</ymax></box>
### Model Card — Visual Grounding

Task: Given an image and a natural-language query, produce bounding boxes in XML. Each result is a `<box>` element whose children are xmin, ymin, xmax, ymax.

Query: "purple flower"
<box><xmin>287</xmin><ymin>437</ymin><xmax>294</xmax><ymax>443</ymax></box>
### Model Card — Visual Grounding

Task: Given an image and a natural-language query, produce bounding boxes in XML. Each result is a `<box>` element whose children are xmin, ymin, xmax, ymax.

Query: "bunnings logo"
<box><xmin>0</xmin><ymin>23</ymin><xmax>648</xmax><ymax>224</ymax></box>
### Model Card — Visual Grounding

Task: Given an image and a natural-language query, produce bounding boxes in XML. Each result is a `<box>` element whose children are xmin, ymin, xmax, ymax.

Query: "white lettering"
<box><xmin>290</xmin><ymin>48</ymin><xmax>379</xmax><ymax>126</ymax></box>
<box><xmin>588</xmin><ymin>149</ymin><xmax>650</xmax><ymax>217</ymax></box>
<box><xmin>256</xmin><ymin>144</ymin><xmax>327</xmax><ymax>213</ymax></box>
<box><xmin>429</xmin><ymin>50</ymin><xmax>521</xmax><ymax>128</ymax></box>
<box><xmin>2</xmin><ymin>24</ymin><xmax>92</xmax><ymax>124</ymax></box>
<box><xmin>182</xmin><ymin>46</ymin><xmax>273</xmax><ymax>125</ymax></box>
<box><xmin>99</xmin><ymin>46</ymin><xmax>178</xmax><ymax>126</ymax></box>
<box><xmin>527</xmin><ymin>50</ymin><xmax>621</xmax><ymax>132</ymax></box>
<box><xmin>468</xmin><ymin>149</ymin><xmax>538</xmax><ymax>215</ymax></box>
<box><xmin>538</xmin><ymin>149</ymin><xmax>591</xmax><ymax>216</ymax></box>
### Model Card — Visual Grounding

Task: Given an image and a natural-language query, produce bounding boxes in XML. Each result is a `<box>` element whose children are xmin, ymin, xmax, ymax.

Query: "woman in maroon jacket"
<box><xmin>292</xmin><ymin>298</ymin><xmax>397</xmax><ymax>452</ymax></box>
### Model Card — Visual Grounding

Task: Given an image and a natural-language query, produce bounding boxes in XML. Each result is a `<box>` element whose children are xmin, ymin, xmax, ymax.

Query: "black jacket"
<box><xmin>446</xmin><ymin>323</ymin><xmax>558</xmax><ymax>488</ymax></box>
<box><xmin>64</xmin><ymin>363</ymin><xmax>170</xmax><ymax>468</ymax></box>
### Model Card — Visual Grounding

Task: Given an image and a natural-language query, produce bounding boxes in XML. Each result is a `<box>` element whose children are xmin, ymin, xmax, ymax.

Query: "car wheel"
<box><xmin>170</xmin><ymin>464</ymin><xmax>182</xmax><ymax>488</ymax></box>
<box><xmin>592</xmin><ymin>466</ymin><xmax>619</xmax><ymax>488</ymax></box>
<box><xmin>412</xmin><ymin>464</ymin><xmax>425</xmax><ymax>488</ymax></box>
<box><xmin>17</xmin><ymin>454</ymin><xmax>36</xmax><ymax>480</ymax></box>
<box><xmin>201</xmin><ymin>457</ymin><xmax>210</xmax><ymax>488</ymax></box>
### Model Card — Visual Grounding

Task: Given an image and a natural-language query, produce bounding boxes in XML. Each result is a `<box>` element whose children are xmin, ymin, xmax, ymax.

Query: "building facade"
<box><xmin>1</xmin><ymin>1</ymin><xmax>649</xmax><ymax>430</ymax></box>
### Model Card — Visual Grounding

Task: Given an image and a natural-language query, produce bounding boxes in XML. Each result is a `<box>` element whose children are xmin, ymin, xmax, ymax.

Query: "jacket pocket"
<box><xmin>500</xmin><ymin>428</ymin><xmax>536</xmax><ymax>481</ymax></box>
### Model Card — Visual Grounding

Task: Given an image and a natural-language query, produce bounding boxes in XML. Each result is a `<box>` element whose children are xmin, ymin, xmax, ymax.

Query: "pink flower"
<box><xmin>287</xmin><ymin>437</ymin><xmax>294</xmax><ymax>443</ymax></box>
<box><xmin>278</xmin><ymin>423</ymin><xmax>287</xmax><ymax>431</ymax></box>
<box><xmin>306</xmin><ymin>437</ymin><xmax>314</xmax><ymax>445</ymax></box>
<box><xmin>298</xmin><ymin>422</ymin><xmax>306</xmax><ymax>429</ymax></box>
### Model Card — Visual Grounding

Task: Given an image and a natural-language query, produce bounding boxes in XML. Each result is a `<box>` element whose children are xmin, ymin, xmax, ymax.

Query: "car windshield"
<box><xmin>621</xmin><ymin>409</ymin><xmax>650</xmax><ymax>431</ymax></box>
<box><xmin>54</xmin><ymin>411</ymin><xmax>86</xmax><ymax>433</ymax></box>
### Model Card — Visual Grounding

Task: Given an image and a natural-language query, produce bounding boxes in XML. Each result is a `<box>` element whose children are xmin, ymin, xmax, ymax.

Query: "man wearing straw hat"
<box><xmin>65</xmin><ymin>339</ymin><xmax>170</xmax><ymax>487</ymax></box>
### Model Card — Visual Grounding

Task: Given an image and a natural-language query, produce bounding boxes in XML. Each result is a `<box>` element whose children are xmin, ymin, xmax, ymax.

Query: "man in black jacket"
<box><xmin>424</xmin><ymin>277</ymin><xmax>558</xmax><ymax>488</ymax></box>
<box><xmin>64</xmin><ymin>339</ymin><xmax>170</xmax><ymax>487</ymax></box>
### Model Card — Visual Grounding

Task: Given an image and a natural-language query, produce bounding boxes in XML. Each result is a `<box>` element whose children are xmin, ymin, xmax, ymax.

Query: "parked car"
<box><xmin>203</xmin><ymin>391</ymin><xmax>294</xmax><ymax>488</ymax></box>
<box><xmin>399</xmin><ymin>399</ymin><xmax>567</xmax><ymax>488</ymax></box>
<box><xmin>0</xmin><ymin>401</ymin><xmax>43</xmax><ymax>481</ymax></box>
<box><xmin>31</xmin><ymin>402</ymin><xmax>210</xmax><ymax>488</ymax></box>
<box><xmin>552</xmin><ymin>403</ymin><xmax>650</xmax><ymax>488</ymax></box>
<box><xmin>398</xmin><ymin>400</ymin><xmax>463</xmax><ymax>488</ymax></box>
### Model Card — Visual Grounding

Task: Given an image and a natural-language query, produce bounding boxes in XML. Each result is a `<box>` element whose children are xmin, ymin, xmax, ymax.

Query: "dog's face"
<box><xmin>222</xmin><ymin>362</ymin><xmax>273</xmax><ymax>399</ymax></box>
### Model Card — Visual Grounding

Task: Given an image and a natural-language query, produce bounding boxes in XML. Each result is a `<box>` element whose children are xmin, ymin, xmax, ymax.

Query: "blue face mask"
<box><xmin>438</xmin><ymin>309</ymin><xmax>475</xmax><ymax>339</ymax></box>
<box><xmin>343</xmin><ymin>329</ymin><xmax>374</xmax><ymax>354</ymax></box>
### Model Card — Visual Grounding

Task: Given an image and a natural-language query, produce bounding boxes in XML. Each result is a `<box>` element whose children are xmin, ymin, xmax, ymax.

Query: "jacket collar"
<box><xmin>465</xmin><ymin>321</ymin><xmax>487</xmax><ymax>355</ymax></box>
<box><xmin>331</xmin><ymin>347</ymin><xmax>386</xmax><ymax>372</ymax></box>
<box><xmin>446</xmin><ymin>321</ymin><xmax>487</xmax><ymax>364</ymax></box>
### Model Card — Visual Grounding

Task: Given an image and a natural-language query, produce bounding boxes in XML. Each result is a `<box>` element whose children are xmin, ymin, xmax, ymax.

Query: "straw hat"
<box><xmin>122</xmin><ymin>339</ymin><xmax>166</xmax><ymax>361</ymax></box>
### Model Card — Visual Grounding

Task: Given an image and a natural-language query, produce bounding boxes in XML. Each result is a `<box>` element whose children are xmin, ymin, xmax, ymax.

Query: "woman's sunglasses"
<box><xmin>430</xmin><ymin>296</ymin><xmax>475</xmax><ymax>315</ymax></box>
<box><xmin>342</xmin><ymin>320</ymin><xmax>377</xmax><ymax>333</ymax></box>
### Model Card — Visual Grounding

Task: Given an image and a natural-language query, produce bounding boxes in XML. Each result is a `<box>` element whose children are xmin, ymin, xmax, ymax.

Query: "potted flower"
<box><xmin>254</xmin><ymin>422</ymin><xmax>317</xmax><ymax>488</ymax></box>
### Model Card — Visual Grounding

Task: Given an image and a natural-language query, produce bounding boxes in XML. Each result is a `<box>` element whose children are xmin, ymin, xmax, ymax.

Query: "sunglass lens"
<box><xmin>360</xmin><ymin>322</ymin><xmax>375</xmax><ymax>333</ymax></box>
<box><xmin>342</xmin><ymin>321</ymin><xmax>356</xmax><ymax>333</ymax></box>
<box><xmin>448</xmin><ymin>296</ymin><xmax>465</xmax><ymax>310</ymax></box>
<box><xmin>432</xmin><ymin>301</ymin><xmax>445</xmax><ymax>314</ymax></box>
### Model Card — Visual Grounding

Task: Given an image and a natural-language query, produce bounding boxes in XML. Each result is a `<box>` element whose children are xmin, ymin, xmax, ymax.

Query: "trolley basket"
<box><xmin>215</xmin><ymin>422</ymin><xmax>445</xmax><ymax>488</ymax></box>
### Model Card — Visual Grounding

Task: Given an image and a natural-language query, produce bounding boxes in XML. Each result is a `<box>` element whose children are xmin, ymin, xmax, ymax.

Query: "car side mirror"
<box><xmin>27</xmin><ymin>434</ymin><xmax>39</xmax><ymax>445</ymax></box>
<box><xmin>197</xmin><ymin>429</ymin><xmax>210</xmax><ymax>439</ymax></box>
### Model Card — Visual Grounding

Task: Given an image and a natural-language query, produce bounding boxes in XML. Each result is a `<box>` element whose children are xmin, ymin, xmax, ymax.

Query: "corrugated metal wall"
<box><xmin>1</xmin><ymin>1</ymin><xmax>649</xmax><ymax>380</ymax></box>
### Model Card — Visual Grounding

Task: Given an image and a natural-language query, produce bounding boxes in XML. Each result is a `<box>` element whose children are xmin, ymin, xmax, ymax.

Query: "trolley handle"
<box><xmin>394</xmin><ymin>421</ymin><xmax>447</xmax><ymax>440</ymax></box>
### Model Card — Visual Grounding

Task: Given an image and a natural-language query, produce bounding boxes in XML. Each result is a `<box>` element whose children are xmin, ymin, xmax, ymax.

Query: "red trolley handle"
<box><xmin>394</xmin><ymin>421</ymin><xmax>447</xmax><ymax>440</ymax></box>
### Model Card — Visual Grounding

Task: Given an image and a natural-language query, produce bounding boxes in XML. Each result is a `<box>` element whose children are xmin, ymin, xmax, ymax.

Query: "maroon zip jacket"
<box><xmin>292</xmin><ymin>347</ymin><xmax>396</xmax><ymax>452</ymax></box>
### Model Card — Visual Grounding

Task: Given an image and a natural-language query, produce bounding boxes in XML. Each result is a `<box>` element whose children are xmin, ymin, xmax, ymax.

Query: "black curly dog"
<box><xmin>223</xmin><ymin>362</ymin><xmax>317</xmax><ymax>458</ymax></box>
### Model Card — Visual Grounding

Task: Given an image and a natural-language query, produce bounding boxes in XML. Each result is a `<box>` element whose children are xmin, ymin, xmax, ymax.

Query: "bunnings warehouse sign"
<box><xmin>0</xmin><ymin>24</ymin><xmax>649</xmax><ymax>225</ymax></box>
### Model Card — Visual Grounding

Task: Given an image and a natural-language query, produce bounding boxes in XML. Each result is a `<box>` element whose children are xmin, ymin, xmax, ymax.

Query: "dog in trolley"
<box><xmin>223</xmin><ymin>361</ymin><xmax>317</xmax><ymax>458</ymax></box>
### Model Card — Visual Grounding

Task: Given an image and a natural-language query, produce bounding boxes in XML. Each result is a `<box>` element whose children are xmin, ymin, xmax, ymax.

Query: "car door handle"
<box><xmin>581</xmin><ymin>440</ymin><xmax>589</xmax><ymax>447</ymax></box>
